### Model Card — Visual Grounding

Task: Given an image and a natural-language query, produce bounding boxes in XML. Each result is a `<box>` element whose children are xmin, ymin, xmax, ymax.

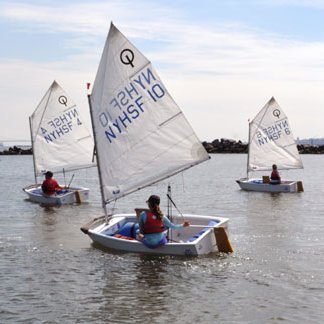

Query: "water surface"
<box><xmin>0</xmin><ymin>154</ymin><xmax>323</xmax><ymax>323</ymax></box>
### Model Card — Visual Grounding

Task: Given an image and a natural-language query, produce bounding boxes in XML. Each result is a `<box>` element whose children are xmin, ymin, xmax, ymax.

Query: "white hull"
<box><xmin>81</xmin><ymin>214</ymin><xmax>230</xmax><ymax>256</ymax></box>
<box><xmin>23</xmin><ymin>184</ymin><xmax>90</xmax><ymax>205</ymax></box>
<box><xmin>236</xmin><ymin>178</ymin><xmax>303</xmax><ymax>193</ymax></box>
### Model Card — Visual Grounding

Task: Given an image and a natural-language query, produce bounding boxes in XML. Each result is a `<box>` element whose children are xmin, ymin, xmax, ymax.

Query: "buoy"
<box><xmin>214</xmin><ymin>227</ymin><xmax>234</xmax><ymax>253</ymax></box>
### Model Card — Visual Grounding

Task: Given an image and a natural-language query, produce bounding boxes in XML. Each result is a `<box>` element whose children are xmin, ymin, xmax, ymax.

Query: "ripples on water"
<box><xmin>0</xmin><ymin>154</ymin><xmax>323</xmax><ymax>323</ymax></box>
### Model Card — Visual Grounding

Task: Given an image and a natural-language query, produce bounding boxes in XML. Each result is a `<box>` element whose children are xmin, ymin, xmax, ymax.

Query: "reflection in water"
<box><xmin>40</xmin><ymin>204</ymin><xmax>61</xmax><ymax>210</ymax></box>
<box><xmin>135</xmin><ymin>255</ymin><xmax>169</xmax><ymax>297</ymax></box>
<box><xmin>40</xmin><ymin>206</ymin><xmax>58</xmax><ymax>227</ymax></box>
<box><xmin>133</xmin><ymin>255</ymin><xmax>170</xmax><ymax>317</ymax></box>
<box><xmin>95</xmin><ymin>254</ymin><xmax>171</xmax><ymax>322</ymax></box>
<box><xmin>34</xmin><ymin>206</ymin><xmax>59</xmax><ymax>230</ymax></box>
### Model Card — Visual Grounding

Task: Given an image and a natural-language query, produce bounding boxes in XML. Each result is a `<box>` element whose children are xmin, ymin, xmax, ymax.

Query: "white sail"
<box><xmin>30</xmin><ymin>80</ymin><xmax>95</xmax><ymax>177</ymax></box>
<box><xmin>248</xmin><ymin>97</ymin><xmax>303</xmax><ymax>172</ymax></box>
<box><xmin>90</xmin><ymin>23</ymin><xmax>209</xmax><ymax>204</ymax></box>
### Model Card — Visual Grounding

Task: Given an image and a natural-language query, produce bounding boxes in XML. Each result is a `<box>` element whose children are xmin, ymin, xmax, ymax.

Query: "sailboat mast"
<box><xmin>167</xmin><ymin>184</ymin><xmax>173</xmax><ymax>242</ymax></box>
<box><xmin>246</xmin><ymin>120</ymin><xmax>251</xmax><ymax>179</ymax></box>
<box><xmin>29</xmin><ymin>116</ymin><xmax>37</xmax><ymax>184</ymax></box>
<box><xmin>87</xmin><ymin>93</ymin><xmax>108</xmax><ymax>218</ymax></box>
<box><xmin>167</xmin><ymin>184</ymin><xmax>172</xmax><ymax>219</ymax></box>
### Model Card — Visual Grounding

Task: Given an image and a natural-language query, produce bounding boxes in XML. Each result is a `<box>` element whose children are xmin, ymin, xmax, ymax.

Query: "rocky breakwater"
<box><xmin>202</xmin><ymin>138</ymin><xmax>248</xmax><ymax>153</ymax></box>
<box><xmin>297</xmin><ymin>144</ymin><xmax>324</xmax><ymax>154</ymax></box>
<box><xmin>0</xmin><ymin>146</ymin><xmax>32</xmax><ymax>155</ymax></box>
<box><xmin>203</xmin><ymin>138</ymin><xmax>324</xmax><ymax>154</ymax></box>
<box><xmin>2</xmin><ymin>141</ymin><xmax>324</xmax><ymax>155</ymax></box>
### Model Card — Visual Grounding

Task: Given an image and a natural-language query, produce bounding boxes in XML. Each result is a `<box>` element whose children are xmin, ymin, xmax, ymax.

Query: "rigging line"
<box><xmin>166</xmin><ymin>194</ymin><xmax>185</xmax><ymax>221</ymax></box>
<box><xmin>106</xmin><ymin>199</ymin><xmax>118</xmax><ymax>222</ymax></box>
<box><xmin>67</xmin><ymin>174</ymin><xmax>75</xmax><ymax>188</ymax></box>
<box><xmin>63</xmin><ymin>168</ymin><xmax>66</xmax><ymax>187</ymax></box>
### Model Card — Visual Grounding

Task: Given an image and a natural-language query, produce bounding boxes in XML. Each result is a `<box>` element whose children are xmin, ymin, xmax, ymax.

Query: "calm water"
<box><xmin>0</xmin><ymin>154</ymin><xmax>323</xmax><ymax>323</ymax></box>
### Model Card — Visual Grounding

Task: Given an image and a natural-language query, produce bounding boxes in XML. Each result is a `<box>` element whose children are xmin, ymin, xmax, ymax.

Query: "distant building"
<box><xmin>296</xmin><ymin>138</ymin><xmax>324</xmax><ymax>146</ymax></box>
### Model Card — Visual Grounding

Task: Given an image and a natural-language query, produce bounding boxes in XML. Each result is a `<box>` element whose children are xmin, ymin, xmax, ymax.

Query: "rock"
<box><xmin>203</xmin><ymin>139</ymin><xmax>248</xmax><ymax>153</ymax></box>
<box><xmin>203</xmin><ymin>140</ymin><xmax>324</xmax><ymax>154</ymax></box>
<box><xmin>0</xmin><ymin>146</ymin><xmax>33</xmax><ymax>155</ymax></box>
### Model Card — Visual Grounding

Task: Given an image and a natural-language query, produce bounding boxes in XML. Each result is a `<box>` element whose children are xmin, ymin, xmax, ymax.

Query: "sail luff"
<box><xmin>29</xmin><ymin>116</ymin><xmax>38</xmax><ymax>184</ymax></box>
<box><xmin>33</xmin><ymin>81</ymin><xmax>56</xmax><ymax>144</ymax></box>
<box><xmin>88</xmin><ymin>94</ymin><xmax>108</xmax><ymax>216</ymax></box>
<box><xmin>31</xmin><ymin>81</ymin><xmax>54</xmax><ymax>177</ymax></box>
<box><xmin>247</xmin><ymin>120</ymin><xmax>251</xmax><ymax>178</ymax></box>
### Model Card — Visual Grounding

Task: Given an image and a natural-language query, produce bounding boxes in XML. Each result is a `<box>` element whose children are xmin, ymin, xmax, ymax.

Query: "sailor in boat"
<box><xmin>41</xmin><ymin>171</ymin><xmax>66</xmax><ymax>196</ymax></box>
<box><xmin>138</xmin><ymin>195</ymin><xmax>190</xmax><ymax>249</ymax></box>
<box><xmin>270</xmin><ymin>164</ymin><xmax>281</xmax><ymax>185</ymax></box>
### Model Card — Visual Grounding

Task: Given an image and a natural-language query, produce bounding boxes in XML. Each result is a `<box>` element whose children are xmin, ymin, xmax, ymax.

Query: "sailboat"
<box><xmin>81</xmin><ymin>23</ymin><xmax>233</xmax><ymax>256</ymax></box>
<box><xmin>23</xmin><ymin>81</ymin><xmax>96</xmax><ymax>205</ymax></box>
<box><xmin>236</xmin><ymin>97</ymin><xmax>304</xmax><ymax>193</ymax></box>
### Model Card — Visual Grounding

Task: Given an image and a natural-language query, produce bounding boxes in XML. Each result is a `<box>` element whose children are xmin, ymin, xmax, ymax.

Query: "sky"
<box><xmin>1</xmin><ymin>0</ymin><xmax>324</xmax><ymax>144</ymax></box>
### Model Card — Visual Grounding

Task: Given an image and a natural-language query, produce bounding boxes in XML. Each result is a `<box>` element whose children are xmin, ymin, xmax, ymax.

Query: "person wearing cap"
<box><xmin>41</xmin><ymin>171</ymin><xmax>64</xmax><ymax>196</ymax></box>
<box><xmin>138</xmin><ymin>195</ymin><xmax>190</xmax><ymax>249</ymax></box>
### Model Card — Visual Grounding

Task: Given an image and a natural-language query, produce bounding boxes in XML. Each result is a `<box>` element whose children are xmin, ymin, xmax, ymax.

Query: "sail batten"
<box><xmin>90</xmin><ymin>23</ymin><xmax>209</xmax><ymax>203</ymax></box>
<box><xmin>247</xmin><ymin>97</ymin><xmax>303</xmax><ymax>173</ymax></box>
<box><xmin>31</xmin><ymin>81</ymin><xmax>96</xmax><ymax>178</ymax></box>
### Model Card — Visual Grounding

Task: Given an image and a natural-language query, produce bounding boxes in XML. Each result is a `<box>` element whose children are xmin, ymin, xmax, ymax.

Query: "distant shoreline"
<box><xmin>2</xmin><ymin>139</ymin><xmax>324</xmax><ymax>155</ymax></box>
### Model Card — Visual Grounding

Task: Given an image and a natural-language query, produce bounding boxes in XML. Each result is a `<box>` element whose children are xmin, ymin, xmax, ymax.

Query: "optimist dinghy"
<box><xmin>81</xmin><ymin>23</ymin><xmax>233</xmax><ymax>256</ymax></box>
<box><xmin>236</xmin><ymin>97</ymin><xmax>304</xmax><ymax>193</ymax></box>
<box><xmin>23</xmin><ymin>81</ymin><xmax>95</xmax><ymax>205</ymax></box>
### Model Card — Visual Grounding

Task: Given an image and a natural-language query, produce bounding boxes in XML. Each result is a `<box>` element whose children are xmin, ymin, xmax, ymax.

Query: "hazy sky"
<box><xmin>1</xmin><ymin>0</ymin><xmax>324</xmax><ymax>143</ymax></box>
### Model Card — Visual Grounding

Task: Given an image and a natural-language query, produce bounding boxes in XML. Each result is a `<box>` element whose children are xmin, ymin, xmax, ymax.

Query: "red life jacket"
<box><xmin>42</xmin><ymin>179</ymin><xmax>59</xmax><ymax>195</ymax></box>
<box><xmin>271</xmin><ymin>170</ymin><xmax>280</xmax><ymax>181</ymax></box>
<box><xmin>143</xmin><ymin>211</ymin><xmax>164</xmax><ymax>234</ymax></box>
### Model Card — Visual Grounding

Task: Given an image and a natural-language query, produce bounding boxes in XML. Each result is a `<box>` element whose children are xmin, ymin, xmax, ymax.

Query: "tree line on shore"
<box><xmin>2</xmin><ymin>139</ymin><xmax>324</xmax><ymax>155</ymax></box>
